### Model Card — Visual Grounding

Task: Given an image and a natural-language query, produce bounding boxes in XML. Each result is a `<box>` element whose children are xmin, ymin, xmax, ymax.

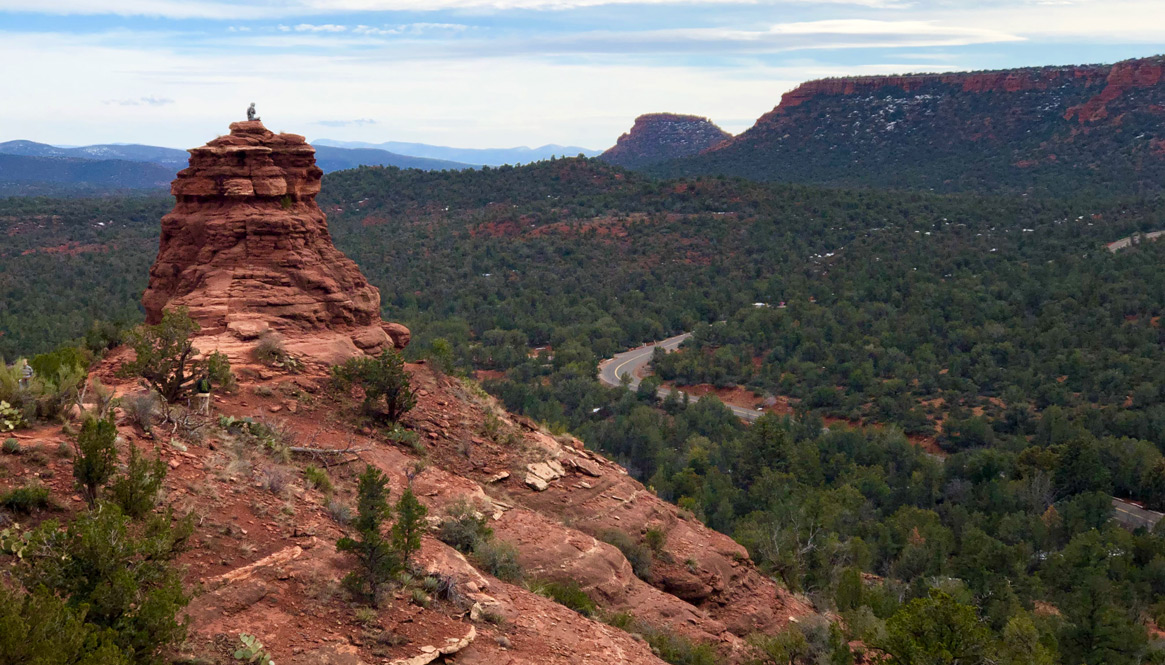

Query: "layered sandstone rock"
<box><xmin>601</xmin><ymin>113</ymin><xmax>731</xmax><ymax>169</ymax></box>
<box><xmin>142</xmin><ymin>120</ymin><xmax>407</xmax><ymax>362</ymax></box>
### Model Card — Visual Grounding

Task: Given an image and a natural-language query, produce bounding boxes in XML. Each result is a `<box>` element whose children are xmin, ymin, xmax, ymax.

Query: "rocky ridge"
<box><xmin>648</xmin><ymin>55</ymin><xmax>1165</xmax><ymax>193</ymax></box>
<box><xmin>600</xmin><ymin>114</ymin><xmax>731</xmax><ymax>169</ymax></box>
<box><xmin>142</xmin><ymin>121</ymin><xmax>409</xmax><ymax>363</ymax></box>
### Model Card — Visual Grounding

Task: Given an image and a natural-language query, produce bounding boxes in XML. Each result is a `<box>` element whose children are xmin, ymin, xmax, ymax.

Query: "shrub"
<box><xmin>30</xmin><ymin>363</ymin><xmax>86</xmax><ymax>422</ymax></box>
<box><xmin>472</xmin><ymin>539</ymin><xmax>523</xmax><ymax>582</ymax></box>
<box><xmin>0</xmin><ymin>584</ymin><xmax>132</xmax><ymax>665</ymax></box>
<box><xmin>15</xmin><ymin>503</ymin><xmax>193</xmax><ymax>664</ymax></box>
<box><xmin>3</xmin><ymin>437</ymin><xmax>20</xmax><ymax>454</ymax></box>
<box><xmin>636</xmin><ymin>624</ymin><xmax>717</xmax><ymax>665</ymax></box>
<box><xmin>353</xmin><ymin>606</ymin><xmax>379</xmax><ymax>627</ymax></box>
<box><xmin>600</xmin><ymin>529</ymin><xmax>653</xmax><ymax>581</ymax></box>
<box><xmin>73</xmin><ymin>417</ymin><xmax>118</xmax><ymax>507</ymax></box>
<box><xmin>254</xmin><ymin>333</ymin><xmax>286</xmax><ymax>365</ymax></box>
<box><xmin>644</xmin><ymin>526</ymin><xmax>668</xmax><ymax>555</ymax></box>
<box><xmin>253</xmin><ymin>333</ymin><xmax>302</xmax><ymax>373</ymax></box>
<box><xmin>109</xmin><ymin>444</ymin><xmax>168</xmax><ymax>519</ymax></box>
<box><xmin>437</xmin><ymin>500</ymin><xmax>493</xmax><ymax>553</ymax></box>
<box><xmin>219</xmin><ymin>415</ymin><xmax>294</xmax><ymax>459</ymax></box>
<box><xmin>206</xmin><ymin>351</ymin><xmax>237</xmax><ymax>393</ymax></box>
<box><xmin>29</xmin><ymin>346</ymin><xmax>89</xmax><ymax>382</ymax></box>
<box><xmin>392</xmin><ymin>486</ymin><xmax>428</xmax><ymax>569</ymax></box>
<box><xmin>326</xmin><ymin>497</ymin><xmax>353</xmax><ymax>525</ymax></box>
<box><xmin>426</xmin><ymin>337</ymin><xmax>456</xmax><ymax>376</ymax></box>
<box><xmin>119</xmin><ymin>308</ymin><xmax>229</xmax><ymax>404</ymax></box>
<box><xmin>84</xmin><ymin>319</ymin><xmax>126</xmax><ymax>355</ymax></box>
<box><xmin>749</xmin><ymin>626</ymin><xmax>811</xmax><ymax>665</ymax></box>
<box><xmin>604</xmin><ymin>611</ymin><xmax>635</xmax><ymax>630</ymax></box>
<box><xmin>260</xmin><ymin>466</ymin><xmax>289</xmax><ymax>495</ymax></box>
<box><xmin>0</xmin><ymin>484</ymin><xmax>51</xmax><ymax>513</ymax></box>
<box><xmin>122</xmin><ymin>392</ymin><xmax>160</xmax><ymax>431</ymax></box>
<box><xmin>336</xmin><ymin>465</ymin><xmax>401</xmax><ymax>606</ymax></box>
<box><xmin>26</xmin><ymin>444</ymin><xmax>50</xmax><ymax>467</ymax></box>
<box><xmin>410</xmin><ymin>588</ymin><xmax>431</xmax><ymax>608</ymax></box>
<box><xmin>303</xmin><ymin>464</ymin><xmax>334</xmax><ymax>493</ymax></box>
<box><xmin>331</xmin><ymin>349</ymin><xmax>417</xmax><ymax>423</ymax></box>
<box><xmin>835</xmin><ymin>566</ymin><xmax>865</xmax><ymax>611</ymax></box>
<box><xmin>88</xmin><ymin>379</ymin><xmax>118</xmax><ymax>420</ymax></box>
<box><xmin>532</xmin><ymin>580</ymin><xmax>596</xmax><ymax>617</ymax></box>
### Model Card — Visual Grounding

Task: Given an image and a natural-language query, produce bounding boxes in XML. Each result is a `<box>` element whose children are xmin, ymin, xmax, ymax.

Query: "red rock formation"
<box><xmin>1066</xmin><ymin>58</ymin><xmax>1165</xmax><ymax>123</ymax></box>
<box><xmin>775</xmin><ymin>65</ymin><xmax>1110</xmax><ymax>111</ymax></box>
<box><xmin>602</xmin><ymin>113</ymin><xmax>731</xmax><ymax>168</ymax></box>
<box><xmin>142</xmin><ymin>120</ymin><xmax>407</xmax><ymax>362</ymax></box>
<box><xmin>732</xmin><ymin>64</ymin><xmax>1112</xmax><ymax>150</ymax></box>
<box><xmin>658</xmin><ymin>55</ymin><xmax>1165</xmax><ymax>192</ymax></box>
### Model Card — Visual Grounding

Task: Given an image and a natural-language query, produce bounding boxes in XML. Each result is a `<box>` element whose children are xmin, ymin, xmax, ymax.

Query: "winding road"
<box><xmin>1112</xmin><ymin>498</ymin><xmax>1164</xmax><ymax>530</ymax></box>
<box><xmin>597</xmin><ymin>333</ymin><xmax>765</xmax><ymax>422</ymax></box>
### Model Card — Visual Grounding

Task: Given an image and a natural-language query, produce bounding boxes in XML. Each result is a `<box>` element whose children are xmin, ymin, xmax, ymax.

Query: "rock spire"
<box><xmin>142</xmin><ymin>120</ymin><xmax>408</xmax><ymax>362</ymax></box>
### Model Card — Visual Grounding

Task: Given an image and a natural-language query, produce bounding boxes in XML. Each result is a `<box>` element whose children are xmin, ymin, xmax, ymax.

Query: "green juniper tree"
<box><xmin>73</xmin><ymin>416</ymin><xmax>118</xmax><ymax>507</ymax></box>
<box><xmin>331</xmin><ymin>349</ymin><xmax>416</xmax><ymax>423</ymax></box>
<box><xmin>15</xmin><ymin>503</ymin><xmax>193</xmax><ymax>665</ymax></box>
<box><xmin>337</xmin><ymin>464</ymin><xmax>401</xmax><ymax>605</ymax></box>
<box><xmin>109</xmin><ymin>444</ymin><xmax>168</xmax><ymax>519</ymax></box>
<box><xmin>392</xmin><ymin>485</ymin><xmax>428</xmax><ymax>569</ymax></box>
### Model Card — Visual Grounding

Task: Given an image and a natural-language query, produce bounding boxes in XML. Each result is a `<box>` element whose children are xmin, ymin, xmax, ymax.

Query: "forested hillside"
<box><xmin>650</xmin><ymin>56</ymin><xmax>1165</xmax><ymax>196</ymax></box>
<box><xmin>3</xmin><ymin>159</ymin><xmax>1165</xmax><ymax>662</ymax></box>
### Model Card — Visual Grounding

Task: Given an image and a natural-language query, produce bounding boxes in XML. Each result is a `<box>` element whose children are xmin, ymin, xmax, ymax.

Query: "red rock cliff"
<box><xmin>601</xmin><ymin>113</ymin><xmax>732</xmax><ymax>168</ymax></box>
<box><xmin>143</xmin><ymin>120</ymin><xmax>408</xmax><ymax>362</ymax></box>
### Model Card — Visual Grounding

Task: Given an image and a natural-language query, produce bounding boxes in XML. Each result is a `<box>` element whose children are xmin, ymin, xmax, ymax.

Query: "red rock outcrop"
<box><xmin>1066</xmin><ymin>57</ymin><xmax>1165</xmax><ymax>124</ymax></box>
<box><xmin>725</xmin><ymin>64</ymin><xmax>1114</xmax><ymax>153</ymax></box>
<box><xmin>601</xmin><ymin>113</ymin><xmax>731</xmax><ymax>168</ymax></box>
<box><xmin>142</xmin><ymin>120</ymin><xmax>407</xmax><ymax>362</ymax></box>
<box><xmin>652</xmin><ymin>55</ymin><xmax>1165</xmax><ymax>192</ymax></box>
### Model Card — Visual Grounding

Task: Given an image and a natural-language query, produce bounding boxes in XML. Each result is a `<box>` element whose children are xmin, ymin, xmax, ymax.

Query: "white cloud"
<box><xmin>0</xmin><ymin>0</ymin><xmax>908</xmax><ymax>19</ymax></box>
<box><xmin>294</xmin><ymin>23</ymin><xmax>347</xmax><ymax>32</ymax></box>
<box><xmin>104</xmin><ymin>95</ymin><xmax>175</xmax><ymax>106</ymax></box>
<box><xmin>317</xmin><ymin>118</ymin><xmax>378</xmax><ymax>126</ymax></box>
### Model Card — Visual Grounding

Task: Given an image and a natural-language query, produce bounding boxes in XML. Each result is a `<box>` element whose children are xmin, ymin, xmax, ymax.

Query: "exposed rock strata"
<box><xmin>143</xmin><ymin>120</ymin><xmax>407</xmax><ymax>362</ymax></box>
<box><xmin>601</xmin><ymin>113</ymin><xmax>731</xmax><ymax>168</ymax></box>
<box><xmin>650</xmin><ymin>55</ymin><xmax>1165</xmax><ymax>192</ymax></box>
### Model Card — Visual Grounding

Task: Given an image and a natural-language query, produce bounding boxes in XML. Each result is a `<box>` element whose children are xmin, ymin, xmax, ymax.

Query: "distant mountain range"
<box><xmin>0</xmin><ymin>140</ymin><xmax>191</xmax><ymax>167</ymax></box>
<box><xmin>0</xmin><ymin>136</ymin><xmax>601</xmax><ymax>194</ymax></box>
<box><xmin>0</xmin><ymin>153</ymin><xmax>175</xmax><ymax>196</ymax></box>
<box><xmin>311</xmin><ymin>146</ymin><xmax>470</xmax><ymax>172</ymax></box>
<box><xmin>313</xmin><ymin>139</ymin><xmax>601</xmax><ymax>166</ymax></box>
<box><xmin>0</xmin><ymin>139</ymin><xmax>476</xmax><ymax>195</ymax></box>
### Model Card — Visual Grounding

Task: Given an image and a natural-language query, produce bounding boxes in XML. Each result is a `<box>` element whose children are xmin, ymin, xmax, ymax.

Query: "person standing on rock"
<box><xmin>195</xmin><ymin>373</ymin><xmax>213</xmax><ymax>414</ymax></box>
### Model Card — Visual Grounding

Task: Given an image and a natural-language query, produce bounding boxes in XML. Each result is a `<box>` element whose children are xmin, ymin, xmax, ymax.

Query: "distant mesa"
<box><xmin>600</xmin><ymin>113</ymin><xmax>732</xmax><ymax>169</ymax></box>
<box><xmin>142</xmin><ymin>119</ymin><xmax>409</xmax><ymax>363</ymax></box>
<box><xmin>647</xmin><ymin>54</ymin><xmax>1165</xmax><ymax>194</ymax></box>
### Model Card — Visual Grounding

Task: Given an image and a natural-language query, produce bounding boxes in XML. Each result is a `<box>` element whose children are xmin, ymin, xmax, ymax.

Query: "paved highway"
<box><xmin>597</xmin><ymin>333</ymin><xmax>765</xmax><ymax>422</ymax></box>
<box><xmin>1112</xmin><ymin>498</ymin><xmax>1164</xmax><ymax>530</ymax></box>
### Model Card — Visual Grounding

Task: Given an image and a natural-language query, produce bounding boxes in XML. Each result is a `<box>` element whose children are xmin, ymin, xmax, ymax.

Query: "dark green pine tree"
<box><xmin>337</xmin><ymin>465</ymin><xmax>401</xmax><ymax>606</ymax></box>
<box><xmin>392</xmin><ymin>485</ymin><xmax>428</xmax><ymax>569</ymax></box>
<box><xmin>73</xmin><ymin>417</ymin><xmax>118</xmax><ymax>507</ymax></box>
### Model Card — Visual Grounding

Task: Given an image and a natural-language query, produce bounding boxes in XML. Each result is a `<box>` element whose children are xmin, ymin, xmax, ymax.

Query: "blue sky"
<box><xmin>1</xmin><ymin>0</ymin><xmax>1161</xmax><ymax>150</ymax></box>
